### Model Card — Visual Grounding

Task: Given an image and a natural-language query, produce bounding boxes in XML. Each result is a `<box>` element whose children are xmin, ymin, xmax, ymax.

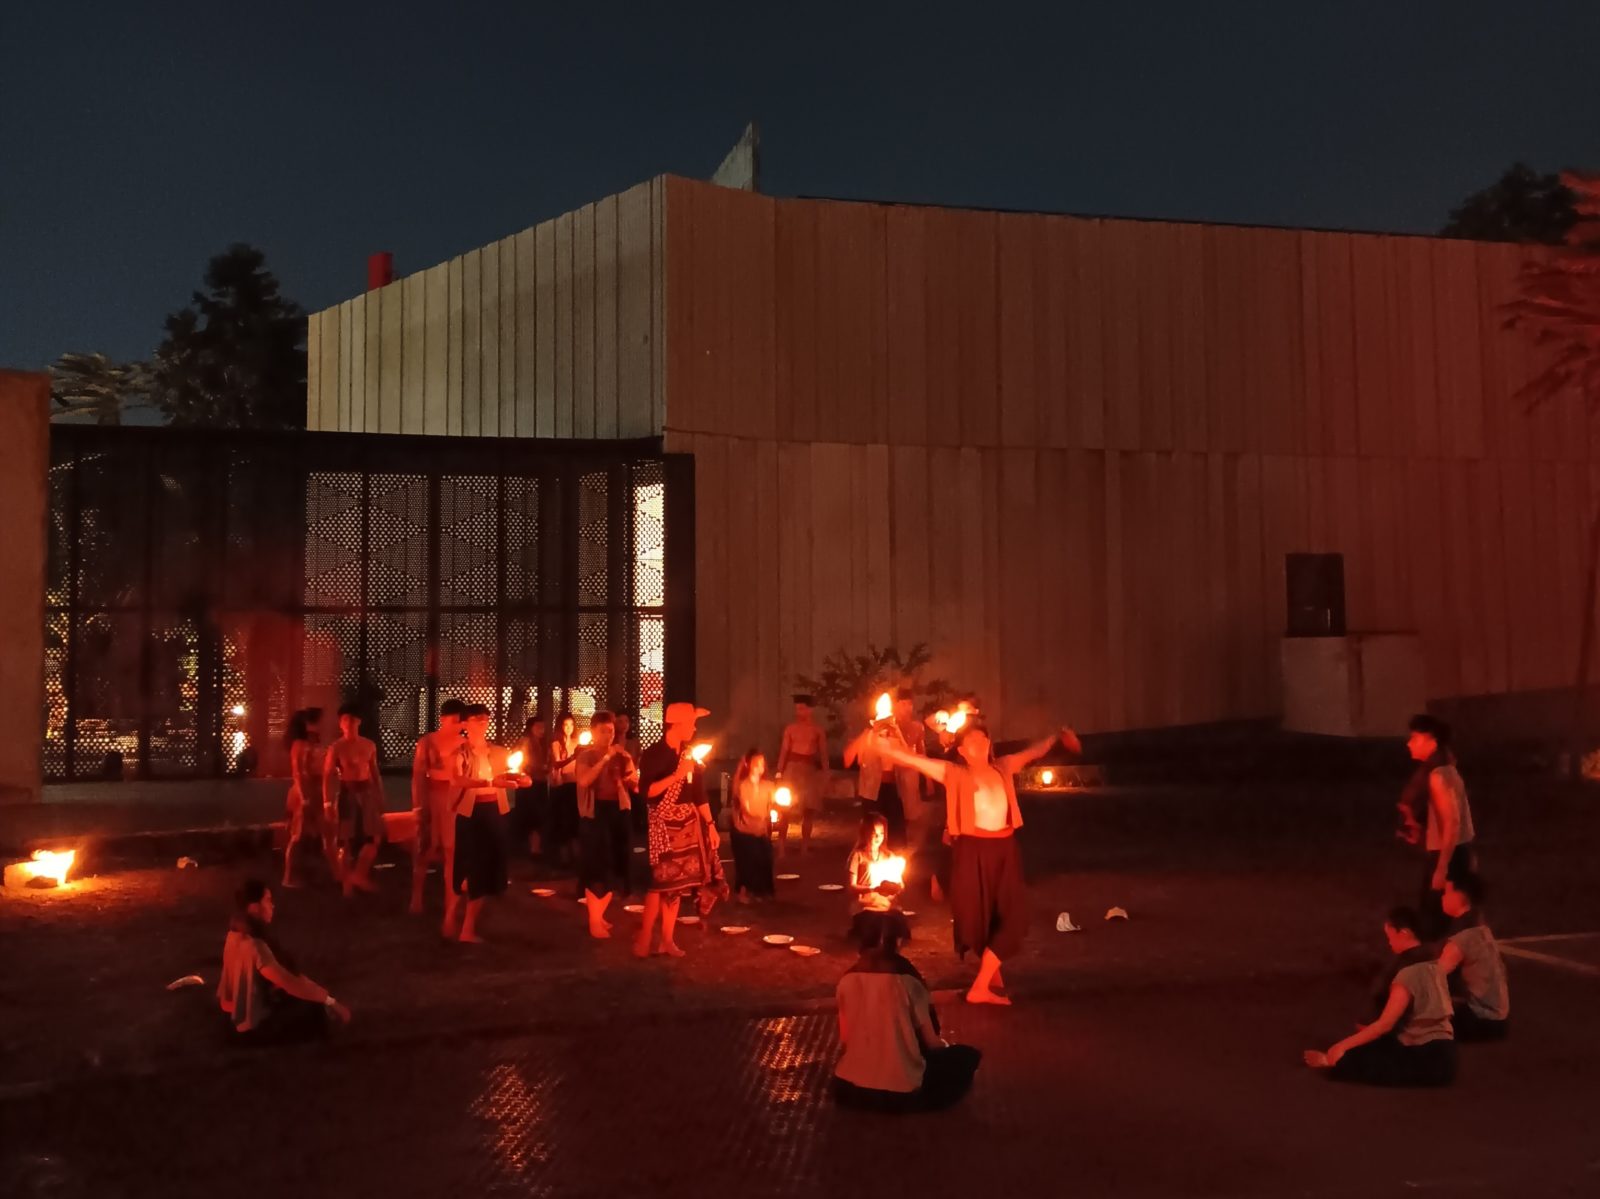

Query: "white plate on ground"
<box><xmin>721</xmin><ymin>925</ymin><xmax>750</xmax><ymax>935</ymax></box>
<box><xmin>788</xmin><ymin>945</ymin><xmax>821</xmax><ymax>957</ymax></box>
<box><xmin>762</xmin><ymin>934</ymin><xmax>794</xmax><ymax>946</ymax></box>
<box><xmin>817</xmin><ymin>883</ymin><xmax>844</xmax><ymax>892</ymax></box>
<box><xmin>622</xmin><ymin>903</ymin><xmax>644</xmax><ymax>914</ymax></box>
<box><xmin>632</xmin><ymin>846</ymin><xmax>645</xmax><ymax>853</ymax></box>
<box><xmin>677</xmin><ymin>915</ymin><xmax>700</xmax><ymax>925</ymax></box>
<box><xmin>373</xmin><ymin>862</ymin><xmax>397</xmax><ymax>870</ymax></box>
<box><xmin>529</xmin><ymin>887</ymin><xmax>556</xmax><ymax>897</ymax></box>
<box><xmin>901</xmin><ymin>910</ymin><xmax>917</xmax><ymax>917</ymax></box>
<box><xmin>776</xmin><ymin>873</ymin><xmax>800</xmax><ymax>881</ymax></box>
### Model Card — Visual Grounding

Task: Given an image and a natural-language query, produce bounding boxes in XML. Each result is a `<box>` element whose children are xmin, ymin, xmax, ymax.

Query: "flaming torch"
<box><xmin>687</xmin><ymin>742</ymin><xmax>712</xmax><ymax>782</ymax></box>
<box><xmin>872</xmin><ymin>692</ymin><xmax>893</xmax><ymax>724</ymax></box>
<box><xmin>945</xmin><ymin>708</ymin><xmax>969</xmax><ymax>734</ymax></box>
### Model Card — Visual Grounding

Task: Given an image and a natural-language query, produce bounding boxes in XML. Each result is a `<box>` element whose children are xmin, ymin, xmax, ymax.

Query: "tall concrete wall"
<box><xmin>0</xmin><ymin>371</ymin><xmax>49</xmax><ymax>803</ymax></box>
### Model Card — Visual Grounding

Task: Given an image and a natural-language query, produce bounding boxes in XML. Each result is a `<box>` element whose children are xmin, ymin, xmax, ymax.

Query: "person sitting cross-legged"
<box><xmin>218</xmin><ymin>879</ymin><xmax>351</xmax><ymax>1047</ymax></box>
<box><xmin>1438</xmin><ymin>872</ymin><xmax>1511</xmax><ymax>1042</ymax></box>
<box><xmin>1304</xmin><ymin>906</ymin><xmax>1456</xmax><ymax>1087</ymax></box>
<box><xmin>832</xmin><ymin>911</ymin><xmax>982</xmax><ymax>1114</ymax></box>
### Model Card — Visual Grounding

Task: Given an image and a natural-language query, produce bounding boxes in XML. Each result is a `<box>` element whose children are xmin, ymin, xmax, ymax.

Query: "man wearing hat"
<box><xmin>634</xmin><ymin>701</ymin><xmax>726</xmax><ymax>957</ymax></box>
<box><xmin>775</xmin><ymin>694</ymin><xmax>829</xmax><ymax>855</ymax></box>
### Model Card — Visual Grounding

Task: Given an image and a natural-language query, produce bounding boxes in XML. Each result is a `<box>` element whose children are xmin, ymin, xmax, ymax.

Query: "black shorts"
<box><xmin>454</xmin><ymin>802</ymin><xmax>509</xmax><ymax>900</ymax></box>
<box><xmin>579</xmin><ymin>802</ymin><xmax>633</xmax><ymax>897</ymax></box>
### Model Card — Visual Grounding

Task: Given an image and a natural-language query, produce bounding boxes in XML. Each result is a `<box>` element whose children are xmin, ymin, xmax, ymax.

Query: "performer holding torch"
<box><xmin>875</xmin><ymin>719</ymin><xmax>1081</xmax><ymax>1006</ymax></box>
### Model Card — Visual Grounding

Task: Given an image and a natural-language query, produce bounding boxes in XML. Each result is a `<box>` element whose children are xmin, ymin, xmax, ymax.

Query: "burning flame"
<box><xmin>774</xmin><ymin>785</ymin><xmax>793</xmax><ymax>808</ymax></box>
<box><xmin>506</xmin><ymin>750</ymin><xmax>524</xmax><ymax>774</ymax></box>
<box><xmin>933</xmin><ymin>710</ymin><xmax>950</xmax><ymax>729</ymax></box>
<box><xmin>873</xmin><ymin>692</ymin><xmax>893</xmax><ymax>722</ymax></box>
<box><xmin>26</xmin><ymin>849</ymin><xmax>75</xmax><ymax>886</ymax></box>
<box><xmin>769</xmin><ymin>808</ymin><xmax>779</xmax><ymax>825</ymax></box>
<box><xmin>1040</xmin><ymin>768</ymin><xmax>1055</xmax><ymax>786</ymax></box>
<box><xmin>578</xmin><ymin>730</ymin><xmax>593</xmax><ymax>747</ymax></box>
<box><xmin>945</xmin><ymin>709</ymin><xmax>969</xmax><ymax>734</ymax></box>
<box><xmin>689</xmin><ymin>743</ymin><xmax>712</xmax><ymax>764</ymax></box>
<box><xmin>866</xmin><ymin>855</ymin><xmax>907</xmax><ymax>889</ymax></box>
<box><xmin>230</xmin><ymin>704</ymin><xmax>246</xmax><ymax>717</ymax></box>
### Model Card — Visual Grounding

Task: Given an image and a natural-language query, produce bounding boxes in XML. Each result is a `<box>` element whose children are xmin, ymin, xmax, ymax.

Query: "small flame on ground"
<box><xmin>29</xmin><ymin>849</ymin><xmax>75</xmax><ymax>886</ymax></box>
<box><xmin>1040</xmin><ymin>769</ymin><xmax>1055</xmax><ymax>786</ymax></box>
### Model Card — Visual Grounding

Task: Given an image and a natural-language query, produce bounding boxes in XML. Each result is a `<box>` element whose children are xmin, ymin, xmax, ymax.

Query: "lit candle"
<box><xmin>1040</xmin><ymin>768</ymin><xmax>1055</xmax><ymax>786</ymax></box>
<box><xmin>689</xmin><ymin>743</ymin><xmax>712</xmax><ymax>764</ymax></box>
<box><xmin>873</xmin><ymin>692</ymin><xmax>893</xmax><ymax>723</ymax></box>
<box><xmin>774</xmin><ymin>785</ymin><xmax>793</xmax><ymax>808</ymax></box>
<box><xmin>769</xmin><ymin>808</ymin><xmax>779</xmax><ymax>825</ymax></box>
<box><xmin>506</xmin><ymin>750</ymin><xmax>524</xmax><ymax>774</ymax></box>
<box><xmin>578</xmin><ymin>730</ymin><xmax>593</xmax><ymax>747</ymax></box>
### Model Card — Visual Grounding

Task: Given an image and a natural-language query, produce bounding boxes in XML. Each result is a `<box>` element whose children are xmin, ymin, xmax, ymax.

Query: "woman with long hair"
<box><xmin>546</xmin><ymin>713</ymin><xmax>582</xmax><ymax>866</ymax></box>
<box><xmin>730</xmin><ymin>749</ymin><xmax>776</xmax><ymax>902</ymax></box>
<box><xmin>846</xmin><ymin>812</ymin><xmax>901</xmax><ymax>914</ymax></box>
<box><xmin>873</xmin><ymin>719</ymin><xmax>1080</xmax><ymax>1006</ymax></box>
<box><xmin>281</xmin><ymin>708</ymin><xmax>334</xmax><ymax>888</ymax></box>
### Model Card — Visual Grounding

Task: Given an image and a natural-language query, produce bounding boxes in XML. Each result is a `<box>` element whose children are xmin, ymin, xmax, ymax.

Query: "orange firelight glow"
<box><xmin>873</xmin><ymin>692</ymin><xmax>893</xmax><ymax>722</ymax></box>
<box><xmin>933</xmin><ymin>709</ymin><xmax>950</xmax><ymax>729</ymax></box>
<box><xmin>577</xmin><ymin>730</ymin><xmax>593</xmax><ymax>747</ymax></box>
<box><xmin>774</xmin><ymin>785</ymin><xmax>793</xmax><ymax>808</ymax></box>
<box><xmin>945</xmin><ymin>709</ymin><xmax>969</xmax><ymax>734</ymax></box>
<box><xmin>689</xmin><ymin>743</ymin><xmax>712</xmax><ymax>764</ymax></box>
<box><xmin>22</xmin><ymin>849</ymin><xmax>75</xmax><ymax>887</ymax></box>
<box><xmin>769</xmin><ymin>809</ymin><xmax>779</xmax><ymax>825</ymax></box>
<box><xmin>866</xmin><ymin>855</ymin><xmax>907</xmax><ymax>888</ymax></box>
<box><xmin>506</xmin><ymin>750</ymin><xmax>524</xmax><ymax>774</ymax></box>
<box><xmin>1040</xmin><ymin>769</ymin><xmax>1055</xmax><ymax>786</ymax></box>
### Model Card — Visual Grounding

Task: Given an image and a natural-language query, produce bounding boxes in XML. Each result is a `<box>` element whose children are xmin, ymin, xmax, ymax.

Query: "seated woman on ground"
<box><xmin>1438</xmin><ymin>871</ymin><xmax>1510</xmax><ymax>1042</ymax></box>
<box><xmin>833</xmin><ymin>910</ymin><xmax>981</xmax><ymax>1113</ymax></box>
<box><xmin>1303</xmin><ymin>906</ymin><xmax>1456</xmax><ymax>1087</ymax></box>
<box><xmin>218</xmin><ymin>879</ymin><xmax>351</xmax><ymax>1046</ymax></box>
<box><xmin>847</xmin><ymin>812</ymin><xmax>903</xmax><ymax>914</ymax></box>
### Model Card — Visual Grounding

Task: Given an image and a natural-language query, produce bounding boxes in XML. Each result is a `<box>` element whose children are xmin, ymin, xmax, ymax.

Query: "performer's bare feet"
<box><xmin>656</xmin><ymin>941</ymin><xmax>685</xmax><ymax>958</ymax></box>
<box><xmin>632</xmin><ymin>936</ymin><xmax>653</xmax><ymax>958</ymax></box>
<box><xmin>458</xmin><ymin>930</ymin><xmax>485</xmax><ymax>944</ymax></box>
<box><xmin>407</xmin><ymin>896</ymin><xmax>424</xmax><ymax>915</ymax></box>
<box><xmin>966</xmin><ymin>987</ymin><xmax>1012</xmax><ymax>1006</ymax></box>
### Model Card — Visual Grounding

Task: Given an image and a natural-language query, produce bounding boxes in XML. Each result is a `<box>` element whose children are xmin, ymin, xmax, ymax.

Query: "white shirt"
<box><xmin>835</xmin><ymin>970</ymin><xmax>938</xmax><ymax>1093</ymax></box>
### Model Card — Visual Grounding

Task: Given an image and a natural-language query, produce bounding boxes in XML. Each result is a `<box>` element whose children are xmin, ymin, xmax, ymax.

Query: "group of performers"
<box><xmin>1302</xmin><ymin>715</ymin><xmax>1511</xmax><ymax>1087</ymax></box>
<box><xmin>277</xmin><ymin>687</ymin><xmax>1085</xmax><ymax>1004</ymax></box>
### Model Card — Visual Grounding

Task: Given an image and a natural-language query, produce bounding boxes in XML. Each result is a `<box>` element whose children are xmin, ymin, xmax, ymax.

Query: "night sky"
<box><xmin>5</xmin><ymin>1</ymin><xmax>1599</xmax><ymax>370</ymax></box>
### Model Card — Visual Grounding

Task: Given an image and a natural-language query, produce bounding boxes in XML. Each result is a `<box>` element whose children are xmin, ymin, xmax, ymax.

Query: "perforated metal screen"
<box><xmin>45</xmin><ymin>427</ymin><xmax>688</xmax><ymax>780</ymax></box>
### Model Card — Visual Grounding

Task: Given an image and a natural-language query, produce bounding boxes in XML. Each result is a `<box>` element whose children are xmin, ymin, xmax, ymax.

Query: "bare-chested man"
<box><xmin>323</xmin><ymin>703</ymin><xmax>387</xmax><ymax>898</ymax></box>
<box><xmin>409</xmin><ymin>698</ymin><xmax>467</xmax><ymax>915</ymax></box>
<box><xmin>775</xmin><ymin>693</ymin><xmax>828</xmax><ymax>855</ymax></box>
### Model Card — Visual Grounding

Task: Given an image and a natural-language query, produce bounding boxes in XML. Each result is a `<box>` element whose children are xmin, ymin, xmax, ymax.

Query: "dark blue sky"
<box><xmin>5</xmin><ymin>1</ymin><xmax>1598</xmax><ymax>369</ymax></box>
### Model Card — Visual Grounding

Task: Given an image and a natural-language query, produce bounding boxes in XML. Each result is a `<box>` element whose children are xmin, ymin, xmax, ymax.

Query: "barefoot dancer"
<box><xmin>444</xmin><ymin>704</ymin><xmax>530</xmax><ymax>943</ymax></box>
<box><xmin>775</xmin><ymin>694</ymin><xmax>828</xmax><ymax>855</ymax></box>
<box><xmin>574</xmin><ymin>711</ymin><xmax>639</xmax><ymax>938</ymax></box>
<box><xmin>730</xmin><ymin>749</ymin><xmax>777</xmax><ymax>903</ymax></box>
<box><xmin>282</xmin><ymin>708</ymin><xmax>333</xmax><ymax>888</ymax></box>
<box><xmin>634</xmin><ymin>702</ymin><xmax>723</xmax><ymax>958</ymax></box>
<box><xmin>322</xmin><ymin>704</ymin><xmax>387</xmax><ymax>898</ymax></box>
<box><xmin>876</xmin><ymin>721</ymin><xmax>1081</xmax><ymax>1006</ymax></box>
<box><xmin>409</xmin><ymin>698</ymin><xmax>467</xmax><ymax>916</ymax></box>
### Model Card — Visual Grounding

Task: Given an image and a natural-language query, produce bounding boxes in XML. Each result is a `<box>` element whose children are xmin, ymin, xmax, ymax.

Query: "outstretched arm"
<box><xmin>1306</xmin><ymin>983</ymin><xmax>1409</xmax><ymax>1067</ymax></box>
<box><xmin>873</xmin><ymin>738</ymin><xmax>948</xmax><ymax>785</ymax></box>
<box><xmin>1001</xmin><ymin>727</ymin><xmax>1082</xmax><ymax>774</ymax></box>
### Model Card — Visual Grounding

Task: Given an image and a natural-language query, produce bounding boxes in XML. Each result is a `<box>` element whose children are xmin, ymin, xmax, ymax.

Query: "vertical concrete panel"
<box><xmin>0</xmin><ymin>372</ymin><xmax>47</xmax><ymax>802</ymax></box>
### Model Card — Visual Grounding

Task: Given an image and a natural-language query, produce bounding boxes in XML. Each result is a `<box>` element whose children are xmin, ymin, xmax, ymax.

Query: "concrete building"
<box><xmin>305</xmin><ymin>173</ymin><xmax>1589</xmax><ymax>754</ymax></box>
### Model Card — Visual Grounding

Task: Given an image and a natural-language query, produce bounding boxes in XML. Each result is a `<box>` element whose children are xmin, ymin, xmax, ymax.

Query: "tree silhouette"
<box><xmin>1443</xmin><ymin>163</ymin><xmax>1577</xmax><ymax>245</ymax></box>
<box><xmin>154</xmin><ymin>244</ymin><xmax>307</xmax><ymax>428</ymax></box>
<box><xmin>1502</xmin><ymin>171</ymin><xmax>1600</xmax><ymax>769</ymax></box>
